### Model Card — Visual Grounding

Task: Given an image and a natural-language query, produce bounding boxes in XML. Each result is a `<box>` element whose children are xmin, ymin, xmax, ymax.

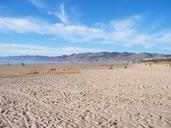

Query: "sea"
<box><xmin>0</xmin><ymin>60</ymin><xmax>62</xmax><ymax>64</ymax></box>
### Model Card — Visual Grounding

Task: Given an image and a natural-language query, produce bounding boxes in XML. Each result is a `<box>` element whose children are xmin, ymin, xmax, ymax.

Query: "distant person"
<box><xmin>21</xmin><ymin>62</ymin><xmax>25</xmax><ymax>66</ymax></box>
<box><xmin>124</xmin><ymin>64</ymin><xmax>128</xmax><ymax>69</ymax></box>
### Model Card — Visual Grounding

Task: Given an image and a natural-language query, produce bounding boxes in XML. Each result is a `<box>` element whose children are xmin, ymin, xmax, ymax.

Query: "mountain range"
<box><xmin>0</xmin><ymin>52</ymin><xmax>171</xmax><ymax>64</ymax></box>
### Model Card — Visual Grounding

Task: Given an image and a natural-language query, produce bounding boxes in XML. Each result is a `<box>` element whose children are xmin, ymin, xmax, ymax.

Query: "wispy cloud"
<box><xmin>29</xmin><ymin>0</ymin><xmax>45</xmax><ymax>9</ymax></box>
<box><xmin>0</xmin><ymin>43</ymin><xmax>104</xmax><ymax>56</ymax></box>
<box><xmin>0</xmin><ymin>15</ymin><xmax>171</xmax><ymax>49</ymax></box>
<box><xmin>54</xmin><ymin>3</ymin><xmax>69</xmax><ymax>24</ymax></box>
<box><xmin>47</xmin><ymin>3</ymin><xmax>69</xmax><ymax>24</ymax></box>
<box><xmin>29</xmin><ymin>0</ymin><xmax>70</xmax><ymax>24</ymax></box>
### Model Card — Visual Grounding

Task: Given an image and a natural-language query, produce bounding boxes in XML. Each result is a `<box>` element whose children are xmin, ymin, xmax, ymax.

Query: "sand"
<box><xmin>0</xmin><ymin>64</ymin><xmax>171</xmax><ymax>128</ymax></box>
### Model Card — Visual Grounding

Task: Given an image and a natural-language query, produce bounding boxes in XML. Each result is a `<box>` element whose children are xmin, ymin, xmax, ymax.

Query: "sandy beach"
<box><xmin>0</xmin><ymin>64</ymin><xmax>171</xmax><ymax>128</ymax></box>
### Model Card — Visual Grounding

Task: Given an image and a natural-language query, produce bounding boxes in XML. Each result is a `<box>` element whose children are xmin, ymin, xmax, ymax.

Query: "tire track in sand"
<box><xmin>0</xmin><ymin>87</ymin><xmax>98</xmax><ymax>128</ymax></box>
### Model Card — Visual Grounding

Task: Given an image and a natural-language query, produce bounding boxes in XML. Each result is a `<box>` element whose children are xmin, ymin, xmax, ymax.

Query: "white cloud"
<box><xmin>54</xmin><ymin>3</ymin><xmax>69</xmax><ymax>24</ymax></box>
<box><xmin>0</xmin><ymin>17</ymin><xmax>45</xmax><ymax>33</ymax></box>
<box><xmin>0</xmin><ymin>15</ymin><xmax>171</xmax><ymax>49</ymax></box>
<box><xmin>29</xmin><ymin>1</ymin><xmax>70</xmax><ymax>24</ymax></box>
<box><xmin>29</xmin><ymin>0</ymin><xmax>45</xmax><ymax>9</ymax></box>
<box><xmin>0</xmin><ymin>43</ymin><xmax>104</xmax><ymax>56</ymax></box>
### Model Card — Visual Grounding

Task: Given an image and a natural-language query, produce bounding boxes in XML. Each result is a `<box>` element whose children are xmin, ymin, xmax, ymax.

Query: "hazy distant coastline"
<box><xmin>0</xmin><ymin>52</ymin><xmax>171</xmax><ymax>64</ymax></box>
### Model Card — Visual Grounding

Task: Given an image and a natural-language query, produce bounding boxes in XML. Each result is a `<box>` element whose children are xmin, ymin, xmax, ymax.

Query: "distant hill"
<box><xmin>0</xmin><ymin>52</ymin><xmax>171</xmax><ymax>64</ymax></box>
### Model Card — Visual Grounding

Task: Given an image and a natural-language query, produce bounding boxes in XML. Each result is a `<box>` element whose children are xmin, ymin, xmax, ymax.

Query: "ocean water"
<box><xmin>0</xmin><ymin>60</ymin><xmax>61</xmax><ymax>64</ymax></box>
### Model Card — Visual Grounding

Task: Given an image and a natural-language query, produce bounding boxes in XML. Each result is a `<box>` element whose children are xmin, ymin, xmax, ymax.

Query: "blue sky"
<box><xmin>0</xmin><ymin>0</ymin><xmax>171</xmax><ymax>56</ymax></box>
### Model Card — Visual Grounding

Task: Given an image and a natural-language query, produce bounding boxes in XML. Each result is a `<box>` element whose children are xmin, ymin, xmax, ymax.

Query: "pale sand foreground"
<box><xmin>0</xmin><ymin>64</ymin><xmax>171</xmax><ymax>128</ymax></box>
